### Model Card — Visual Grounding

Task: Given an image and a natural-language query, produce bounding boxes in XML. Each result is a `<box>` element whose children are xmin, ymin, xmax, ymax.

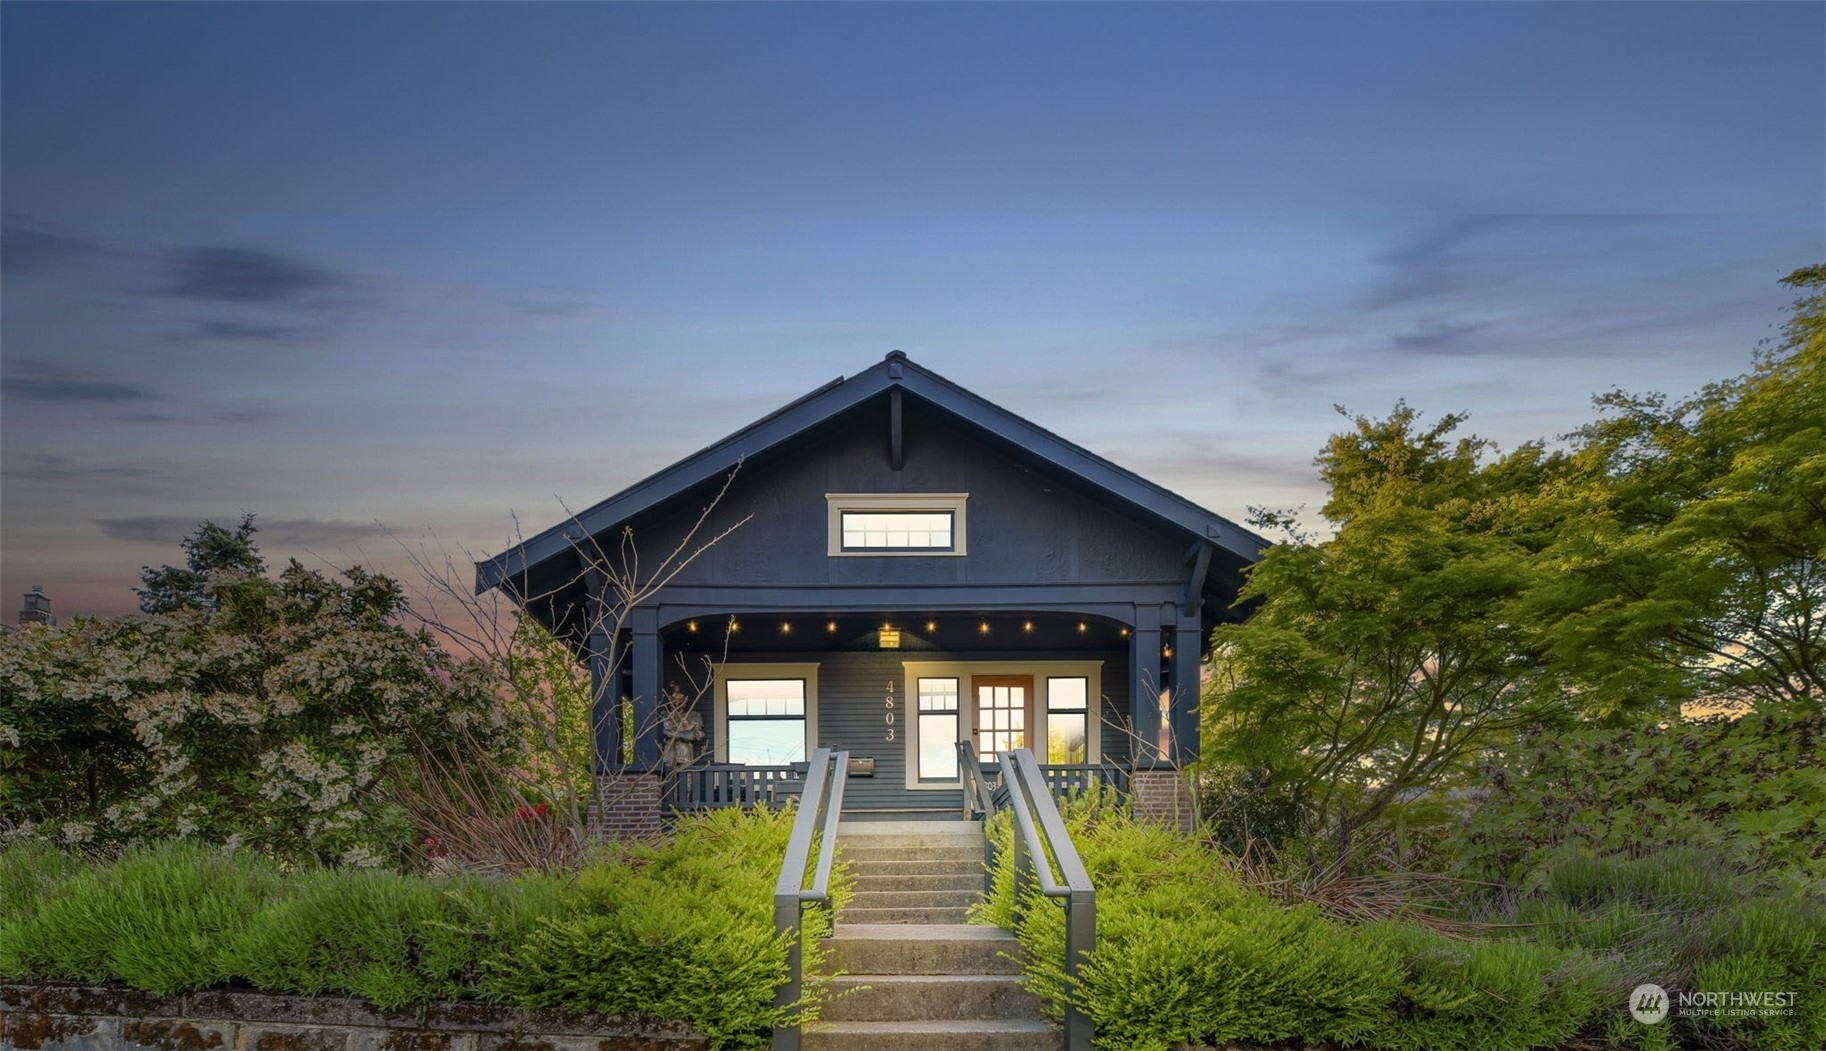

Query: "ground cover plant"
<box><xmin>0</xmin><ymin>807</ymin><xmax>844</xmax><ymax>1049</ymax></box>
<box><xmin>979</xmin><ymin>793</ymin><xmax>1824</xmax><ymax>1051</ymax></box>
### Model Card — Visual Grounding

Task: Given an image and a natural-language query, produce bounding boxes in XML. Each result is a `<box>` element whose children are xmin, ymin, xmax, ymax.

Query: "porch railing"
<box><xmin>958</xmin><ymin>741</ymin><xmax>997</xmax><ymax>819</ymax></box>
<box><xmin>664</xmin><ymin>761</ymin><xmax>804</xmax><ymax>811</ymax></box>
<box><xmin>771</xmin><ymin>746</ymin><xmax>847</xmax><ymax>1051</ymax></box>
<box><xmin>997</xmin><ymin>748</ymin><xmax>1096</xmax><ymax>1050</ymax></box>
<box><xmin>956</xmin><ymin>741</ymin><xmax>1130</xmax><ymax>814</ymax></box>
<box><xmin>1037</xmin><ymin>761</ymin><xmax>1130</xmax><ymax>799</ymax></box>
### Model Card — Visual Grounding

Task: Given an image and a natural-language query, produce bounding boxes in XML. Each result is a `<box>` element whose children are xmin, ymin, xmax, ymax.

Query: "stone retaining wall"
<box><xmin>0</xmin><ymin>983</ymin><xmax>707</xmax><ymax>1051</ymax></box>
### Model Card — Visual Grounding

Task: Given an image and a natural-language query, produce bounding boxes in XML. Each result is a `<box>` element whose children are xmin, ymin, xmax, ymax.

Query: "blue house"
<box><xmin>477</xmin><ymin>352</ymin><xmax>1266</xmax><ymax>833</ymax></box>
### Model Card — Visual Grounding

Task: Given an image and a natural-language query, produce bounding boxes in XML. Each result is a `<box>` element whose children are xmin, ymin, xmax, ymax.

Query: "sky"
<box><xmin>3</xmin><ymin>1</ymin><xmax>1822</xmax><ymax>622</ymax></box>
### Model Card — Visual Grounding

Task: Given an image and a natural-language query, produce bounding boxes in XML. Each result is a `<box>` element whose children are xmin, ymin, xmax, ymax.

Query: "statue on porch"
<box><xmin>661</xmin><ymin>682</ymin><xmax>704</xmax><ymax>768</ymax></box>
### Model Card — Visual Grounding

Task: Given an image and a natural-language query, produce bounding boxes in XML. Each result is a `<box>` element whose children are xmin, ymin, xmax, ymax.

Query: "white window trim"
<box><xmin>900</xmin><ymin>659</ymin><xmax>1103</xmax><ymax>790</ymax></box>
<box><xmin>713</xmin><ymin>662</ymin><xmax>820</xmax><ymax>765</ymax></box>
<box><xmin>826</xmin><ymin>493</ymin><xmax>969</xmax><ymax>556</ymax></box>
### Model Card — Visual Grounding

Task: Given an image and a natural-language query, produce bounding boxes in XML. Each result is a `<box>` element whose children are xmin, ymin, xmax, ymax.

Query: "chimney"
<box><xmin>18</xmin><ymin>586</ymin><xmax>55</xmax><ymax>628</ymax></box>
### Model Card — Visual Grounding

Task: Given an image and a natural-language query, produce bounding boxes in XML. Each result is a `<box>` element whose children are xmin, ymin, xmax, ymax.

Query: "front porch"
<box><xmin>592</xmin><ymin>607</ymin><xmax>1202</xmax><ymax>819</ymax></box>
<box><xmin>658</xmin><ymin>752</ymin><xmax>1134</xmax><ymax>815</ymax></box>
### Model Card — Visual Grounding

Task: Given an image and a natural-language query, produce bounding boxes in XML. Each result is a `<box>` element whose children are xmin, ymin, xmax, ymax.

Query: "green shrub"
<box><xmin>0</xmin><ymin>840</ymin><xmax>282</xmax><ymax>994</ymax></box>
<box><xmin>220</xmin><ymin>866</ymin><xmax>565</xmax><ymax>1008</ymax></box>
<box><xmin>491</xmin><ymin>806</ymin><xmax>845</xmax><ymax>1049</ymax></box>
<box><xmin>1456</xmin><ymin>715</ymin><xmax>1826</xmax><ymax>886</ymax></box>
<box><xmin>1363</xmin><ymin>922</ymin><xmax>1609</xmax><ymax>1051</ymax></box>
<box><xmin>1078</xmin><ymin>895</ymin><xmax>1401</xmax><ymax>1051</ymax></box>
<box><xmin>0</xmin><ymin>837</ymin><xmax>81</xmax><ymax>922</ymax></box>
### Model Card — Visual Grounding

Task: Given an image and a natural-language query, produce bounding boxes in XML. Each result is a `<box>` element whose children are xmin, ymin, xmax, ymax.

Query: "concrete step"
<box><xmin>804</xmin><ymin>1019</ymin><xmax>1057</xmax><ymax>1051</ymax></box>
<box><xmin>847</xmin><ymin>855</ymin><xmax>983</xmax><ymax>877</ymax></box>
<box><xmin>838</xmin><ymin>819</ymin><xmax>983</xmax><ymax>836</ymax></box>
<box><xmin>843</xmin><ymin>842</ymin><xmax>985</xmax><ymax>863</ymax></box>
<box><xmin>823</xmin><ymin>973</ymin><xmax>1043</xmax><ymax>1023</ymax></box>
<box><xmin>850</xmin><ymin>869</ymin><xmax>984</xmax><ymax>894</ymax></box>
<box><xmin>850</xmin><ymin>888</ymin><xmax>981</xmax><ymax>912</ymax></box>
<box><xmin>842</xmin><ymin>905</ymin><xmax>974</xmax><ymax>924</ymax></box>
<box><xmin>824</xmin><ymin>924</ymin><xmax>1022</xmax><ymax>974</ymax></box>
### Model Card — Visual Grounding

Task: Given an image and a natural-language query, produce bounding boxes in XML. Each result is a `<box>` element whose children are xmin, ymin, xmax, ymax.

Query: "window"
<box><xmin>1046</xmin><ymin>676</ymin><xmax>1089</xmax><ymax>764</ymax></box>
<box><xmin>725</xmin><ymin>680</ymin><xmax>805</xmax><ymax>765</ymax></box>
<box><xmin>843</xmin><ymin>511</ymin><xmax>953</xmax><ymax>551</ymax></box>
<box><xmin>827</xmin><ymin>494</ymin><xmax>968</xmax><ymax>556</ymax></box>
<box><xmin>900</xmin><ymin>660</ymin><xmax>1102</xmax><ymax>790</ymax></box>
<box><xmin>916</xmin><ymin>677</ymin><xmax>960</xmax><ymax>780</ymax></box>
<box><xmin>715</xmin><ymin>663</ymin><xmax>820</xmax><ymax>766</ymax></box>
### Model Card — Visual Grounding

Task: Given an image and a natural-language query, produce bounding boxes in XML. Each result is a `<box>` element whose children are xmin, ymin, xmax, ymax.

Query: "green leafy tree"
<box><xmin>1203</xmin><ymin>405</ymin><xmax>1578</xmax><ymax>849</ymax></box>
<box><xmin>135</xmin><ymin>513</ymin><xmax>264</xmax><ymax>613</ymax></box>
<box><xmin>0</xmin><ymin>619</ymin><xmax>150</xmax><ymax>829</ymax></box>
<box><xmin>1535</xmin><ymin>266</ymin><xmax>1826</xmax><ymax>715</ymax></box>
<box><xmin>2</xmin><ymin>521</ymin><xmax>518</xmax><ymax>864</ymax></box>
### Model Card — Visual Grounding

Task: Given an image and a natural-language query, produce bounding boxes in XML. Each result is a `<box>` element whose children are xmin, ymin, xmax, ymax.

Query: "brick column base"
<box><xmin>1130</xmin><ymin>769</ymin><xmax>1196</xmax><ymax>835</ymax></box>
<box><xmin>587</xmin><ymin>772</ymin><xmax>664</xmax><ymax>840</ymax></box>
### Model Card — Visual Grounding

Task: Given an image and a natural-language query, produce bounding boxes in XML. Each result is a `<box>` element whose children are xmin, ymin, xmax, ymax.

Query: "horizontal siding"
<box><xmin>696</xmin><ymin>647</ymin><xmax>1131</xmax><ymax>813</ymax></box>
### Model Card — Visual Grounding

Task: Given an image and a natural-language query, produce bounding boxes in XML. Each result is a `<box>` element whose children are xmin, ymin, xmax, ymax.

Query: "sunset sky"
<box><xmin>3</xmin><ymin>1</ymin><xmax>1822</xmax><ymax>621</ymax></box>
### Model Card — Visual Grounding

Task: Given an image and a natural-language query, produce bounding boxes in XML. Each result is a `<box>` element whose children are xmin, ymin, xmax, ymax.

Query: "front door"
<box><xmin>973</xmin><ymin>675</ymin><xmax>1033</xmax><ymax>760</ymax></box>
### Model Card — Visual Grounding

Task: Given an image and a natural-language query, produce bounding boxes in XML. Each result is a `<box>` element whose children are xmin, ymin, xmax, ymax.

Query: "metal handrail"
<box><xmin>998</xmin><ymin>747</ymin><xmax>1095</xmax><ymax>1050</ymax></box>
<box><xmin>772</xmin><ymin>746</ymin><xmax>848</xmax><ymax>1051</ymax></box>
<box><xmin>957</xmin><ymin>740</ymin><xmax>995</xmax><ymax>819</ymax></box>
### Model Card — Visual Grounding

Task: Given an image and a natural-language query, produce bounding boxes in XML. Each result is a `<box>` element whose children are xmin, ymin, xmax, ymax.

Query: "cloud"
<box><xmin>1390</xmin><ymin>319</ymin><xmax>1495</xmax><ymax>355</ymax></box>
<box><xmin>1</xmin><ymin>217</ymin><xmax>99</xmax><ymax>274</ymax></box>
<box><xmin>1365</xmin><ymin>213</ymin><xmax>1662</xmax><ymax>311</ymax></box>
<box><xmin>517</xmin><ymin>300</ymin><xmax>599</xmax><ymax>319</ymax></box>
<box><xmin>0</xmin><ymin>359</ymin><xmax>158</xmax><ymax>404</ymax></box>
<box><xmin>163</xmin><ymin>246</ymin><xmax>353</xmax><ymax>306</ymax></box>
<box><xmin>97</xmin><ymin>516</ymin><xmax>392</xmax><ymax>548</ymax></box>
<box><xmin>4</xmin><ymin>455</ymin><xmax>163</xmax><ymax>484</ymax></box>
<box><xmin>111</xmin><ymin>407</ymin><xmax>280</xmax><ymax>426</ymax></box>
<box><xmin>191</xmin><ymin>319</ymin><xmax>312</xmax><ymax>343</ymax></box>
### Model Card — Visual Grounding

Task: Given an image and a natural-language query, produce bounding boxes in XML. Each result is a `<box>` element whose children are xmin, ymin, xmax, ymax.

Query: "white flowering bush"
<box><xmin>2</xmin><ymin>531</ymin><xmax>518</xmax><ymax>865</ymax></box>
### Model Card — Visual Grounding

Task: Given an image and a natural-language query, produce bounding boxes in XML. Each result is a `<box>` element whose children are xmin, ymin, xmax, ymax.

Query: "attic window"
<box><xmin>827</xmin><ymin>494</ymin><xmax>968</xmax><ymax>556</ymax></box>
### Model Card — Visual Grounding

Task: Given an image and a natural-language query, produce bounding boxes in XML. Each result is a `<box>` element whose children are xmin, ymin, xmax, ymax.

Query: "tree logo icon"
<box><xmin>1630</xmin><ymin>984</ymin><xmax>1669</xmax><ymax>1024</ymax></box>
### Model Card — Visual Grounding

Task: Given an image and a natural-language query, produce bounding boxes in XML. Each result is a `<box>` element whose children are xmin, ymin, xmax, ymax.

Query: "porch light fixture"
<box><xmin>826</xmin><ymin>620</ymin><xmax>838</xmax><ymax>633</ymax></box>
<box><xmin>879</xmin><ymin>626</ymin><xmax>902</xmax><ymax>649</ymax></box>
<box><xmin>1022</xmin><ymin>620</ymin><xmax>1034</xmax><ymax>633</ymax></box>
<box><xmin>1120</xmin><ymin>626</ymin><xmax>1131</xmax><ymax>637</ymax></box>
<box><xmin>1077</xmin><ymin>622</ymin><xmax>1087</xmax><ymax>634</ymax></box>
<box><xmin>687</xmin><ymin>621</ymin><xmax>698</xmax><ymax>633</ymax></box>
<box><xmin>780</xmin><ymin>621</ymin><xmax>792</xmax><ymax>635</ymax></box>
<box><xmin>925</xmin><ymin>620</ymin><xmax>937</xmax><ymax>633</ymax></box>
<box><xmin>979</xmin><ymin>621</ymin><xmax>991</xmax><ymax>635</ymax></box>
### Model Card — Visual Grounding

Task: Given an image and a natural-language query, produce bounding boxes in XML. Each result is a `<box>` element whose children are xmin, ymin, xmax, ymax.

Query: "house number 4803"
<box><xmin>884</xmin><ymin>682</ymin><xmax>896</xmax><ymax>741</ymax></box>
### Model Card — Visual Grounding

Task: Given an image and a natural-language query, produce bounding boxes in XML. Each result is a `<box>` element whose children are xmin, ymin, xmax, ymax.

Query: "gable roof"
<box><xmin>476</xmin><ymin>352</ymin><xmax>1267</xmax><ymax>594</ymax></box>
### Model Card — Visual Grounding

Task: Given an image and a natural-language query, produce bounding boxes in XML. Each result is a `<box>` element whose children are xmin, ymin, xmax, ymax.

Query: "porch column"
<box><xmin>628</xmin><ymin>606</ymin><xmax>663</xmax><ymax>771</ymax></box>
<box><xmin>1169</xmin><ymin>615</ymin><xmax>1204</xmax><ymax>766</ymax></box>
<box><xmin>585</xmin><ymin>624</ymin><xmax>621</xmax><ymax>772</ymax></box>
<box><xmin>582</xmin><ymin>568</ymin><xmax>622</xmax><ymax>772</ymax></box>
<box><xmin>1127</xmin><ymin>603</ymin><xmax>1164</xmax><ymax>768</ymax></box>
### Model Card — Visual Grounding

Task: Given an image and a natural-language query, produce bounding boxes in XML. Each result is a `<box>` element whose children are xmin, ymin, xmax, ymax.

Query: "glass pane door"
<box><xmin>973</xmin><ymin>675</ymin><xmax>1032</xmax><ymax>760</ymax></box>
